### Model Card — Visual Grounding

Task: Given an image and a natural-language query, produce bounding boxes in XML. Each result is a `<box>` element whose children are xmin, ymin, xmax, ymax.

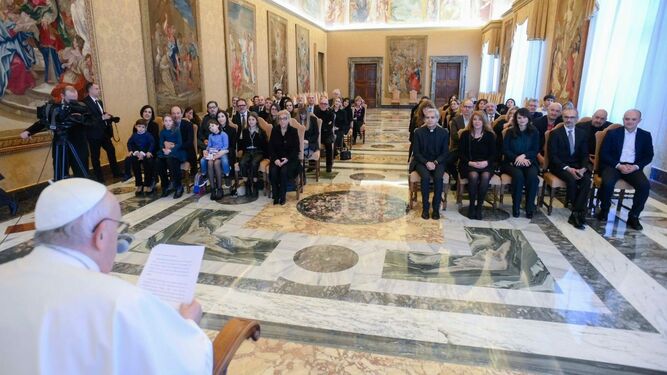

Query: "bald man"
<box><xmin>0</xmin><ymin>179</ymin><xmax>211</xmax><ymax>373</ymax></box>
<box><xmin>577</xmin><ymin>109</ymin><xmax>612</xmax><ymax>154</ymax></box>
<box><xmin>534</xmin><ymin>102</ymin><xmax>563</xmax><ymax>165</ymax></box>
<box><xmin>597</xmin><ymin>109</ymin><xmax>654</xmax><ymax>230</ymax></box>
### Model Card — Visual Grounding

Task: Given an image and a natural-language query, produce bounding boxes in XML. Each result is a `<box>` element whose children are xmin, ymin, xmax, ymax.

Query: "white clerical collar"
<box><xmin>41</xmin><ymin>245</ymin><xmax>100</xmax><ymax>272</ymax></box>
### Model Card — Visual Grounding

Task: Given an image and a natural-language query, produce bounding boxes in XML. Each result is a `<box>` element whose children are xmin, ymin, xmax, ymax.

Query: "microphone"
<box><xmin>117</xmin><ymin>233</ymin><xmax>134</xmax><ymax>253</ymax></box>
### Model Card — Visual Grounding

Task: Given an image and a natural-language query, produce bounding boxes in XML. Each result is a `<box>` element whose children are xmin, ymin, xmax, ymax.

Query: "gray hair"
<box><xmin>34</xmin><ymin>194</ymin><xmax>110</xmax><ymax>248</ymax></box>
<box><xmin>424</xmin><ymin>107</ymin><xmax>440</xmax><ymax>120</ymax></box>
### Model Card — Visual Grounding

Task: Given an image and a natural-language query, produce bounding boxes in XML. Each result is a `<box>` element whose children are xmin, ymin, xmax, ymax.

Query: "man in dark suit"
<box><xmin>548</xmin><ymin>108</ymin><xmax>591</xmax><ymax>229</ymax></box>
<box><xmin>232</xmin><ymin>98</ymin><xmax>250</xmax><ymax>138</ymax></box>
<box><xmin>535</xmin><ymin>102</ymin><xmax>563</xmax><ymax>166</ymax></box>
<box><xmin>597</xmin><ymin>109</ymin><xmax>653</xmax><ymax>230</ymax></box>
<box><xmin>225</xmin><ymin>96</ymin><xmax>239</xmax><ymax>119</ymax></box>
<box><xmin>484</xmin><ymin>102</ymin><xmax>499</xmax><ymax>124</ymax></box>
<box><xmin>197</xmin><ymin>101</ymin><xmax>219</xmax><ymax>154</ymax></box>
<box><xmin>447</xmin><ymin>99</ymin><xmax>474</xmax><ymax>181</ymax></box>
<box><xmin>171</xmin><ymin>105</ymin><xmax>196</xmax><ymax>178</ymax></box>
<box><xmin>411</xmin><ymin>108</ymin><xmax>449</xmax><ymax>220</ymax></box>
<box><xmin>577</xmin><ymin>109</ymin><xmax>612</xmax><ymax>155</ymax></box>
<box><xmin>527</xmin><ymin>98</ymin><xmax>543</xmax><ymax>120</ymax></box>
<box><xmin>250</xmin><ymin>96</ymin><xmax>270</xmax><ymax>121</ymax></box>
<box><xmin>314</xmin><ymin>98</ymin><xmax>335</xmax><ymax>173</ymax></box>
<box><xmin>83</xmin><ymin>82</ymin><xmax>121</xmax><ymax>182</ymax></box>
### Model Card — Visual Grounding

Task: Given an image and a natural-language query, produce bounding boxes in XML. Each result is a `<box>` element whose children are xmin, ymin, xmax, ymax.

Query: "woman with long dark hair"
<box><xmin>502</xmin><ymin>108</ymin><xmax>539</xmax><ymax>218</ymax></box>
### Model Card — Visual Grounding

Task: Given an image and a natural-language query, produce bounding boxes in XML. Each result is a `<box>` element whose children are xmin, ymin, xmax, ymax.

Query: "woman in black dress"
<box><xmin>331</xmin><ymin>97</ymin><xmax>350</xmax><ymax>154</ymax></box>
<box><xmin>268</xmin><ymin>110</ymin><xmax>300</xmax><ymax>205</ymax></box>
<box><xmin>459</xmin><ymin>111</ymin><xmax>496</xmax><ymax>220</ymax></box>
<box><xmin>350</xmin><ymin>96</ymin><xmax>365</xmax><ymax>145</ymax></box>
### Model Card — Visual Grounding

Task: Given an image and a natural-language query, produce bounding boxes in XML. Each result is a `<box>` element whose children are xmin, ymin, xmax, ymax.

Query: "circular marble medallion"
<box><xmin>349</xmin><ymin>173</ymin><xmax>386</xmax><ymax>181</ymax></box>
<box><xmin>293</xmin><ymin>245</ymin><xmax>359</xmax><ymax>273</ymax></box>
<box><xmin>297</xmin><ymin>190</ymin><xmax>407</xmax><ymax>224</ymax></box>
<box><xmin>370</xmin><ymin>144</ymin><xmax>395</xmax><ymax>149</ymax></box>
<box><xmin>110</xmin><ymin>187</ymin><xmax>138</xmax><ymax>195</ymax></box>
<box><xmin>457</xmin><ymin>206</ymin><xmax>510</xmax><ymax>221</ymax></box>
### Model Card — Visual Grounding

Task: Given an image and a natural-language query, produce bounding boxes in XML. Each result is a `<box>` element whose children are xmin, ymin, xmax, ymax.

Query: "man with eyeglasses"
<box><xmin>314</xmin><ymin>98</ymin><xmax>336</xmax><ymax>172</ymax></box>
<box><xmin>0</xmin><ymin>178</ymin><xmax>212</xmax><ymax>373</ymax></box>
<box><xmin>226</xmin><ymin>96</ymin><xmax>239</xmax><ymax>118</ymax></box>
<box><xmin>232</xmin><ymin>98</ymin><xmax>250</xmax><ymax>137</ymax></box>
<box><xmin>198</xmin><ymin>100</ymin><xmax>219</xmax><ymax>152</ymax></box>
<box><xmin>447</xmin><ymin>99</ymin><xmax>474</xmax><ymax>182</ymax></box>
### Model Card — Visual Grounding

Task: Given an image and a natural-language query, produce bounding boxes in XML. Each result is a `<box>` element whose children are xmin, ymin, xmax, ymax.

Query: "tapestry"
<box><xmin>267</xmin><ymin>12</ymin><xmax>288</xmax><ymax>93</ymax></box>
<box><xmin>224</xmin><ymin>0</ymin><xmax>257</xmax><ymax>102</ymax></box>
<box><xmin>295</xmin><ymin>24</ymin><xmax>310</xmax><ymax>93</ymax></box>
<box><xmin>141</xmin><ymin>0</ymin><xmax>202</xmax><ymax>114</ymax></box>
<box><xmin>385</xmin><ymin>35</ymin><xmax>427</xmax><ymax>98</ymax></box>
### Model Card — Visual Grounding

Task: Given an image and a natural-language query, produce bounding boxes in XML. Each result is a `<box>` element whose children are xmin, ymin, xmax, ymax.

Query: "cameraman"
<box><xmin>84</xmin><ymin>83</ymin><xmax>122</xmax><ymax>182</ymax></box>
<box><xmin>20</xmin><ymin>86</ymin><xmax>90</xmax><ymax>178</ymax></box>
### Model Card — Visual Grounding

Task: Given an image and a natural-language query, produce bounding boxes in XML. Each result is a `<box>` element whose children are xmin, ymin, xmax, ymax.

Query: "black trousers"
<box><xmin>88</xmin><ymin>137</ymin><xmax>119</xmax><ymax>181</ymax></box>
<box><xmin>323</xmin><ymin>141</ymin><xmax>334</xmax><ymax>172</ymax></box>
<box><xmin>502</xmin><ymin>163</ymin><xmax>539</xmax><ymax>212</ymax></box>
<box><xmin>551</xmin><ymin>168</ymin><xmax>592</xmax><ymax>212</ymax></box>
<box><xmin>269</xmin><ymin>160</ymin><xmax>298</xmax><ymax>200</ymax></box>
<box><xmin>446</xmin><ymin>149</ymin><xmax>459</xmax><ymax>181</ymax></box>
<box><xmin>158</xmin><ymin>157</ymin><xmax>182</xmax><ymax>190</ymax></box>
<box><xmin>335</xmin><ymin>126</ymin><xmax>349</xmax><ymax>150</ymax></box>
<box><xmin>130</xmin><ymin>156</ymin><xmax>155</xmax><ymax>187</ymax></box>
<box><xmin>239</xmin><ymin>151</ymin><xmax>264</xmax><ymax>180</ymax></box>
<box><xmin>599</xmin><ymin>166</ymin><xmax>650</xmax><ymax>218</ymax></box>
<box><xmin>415</xmin><ymin>163</ymin><xmax>446</xmax><ymax>211</ymax></box>
<box><xmin>352</xmin><ymin>121</ymin><xmax>363</xmax><ymax>143</ymax></box>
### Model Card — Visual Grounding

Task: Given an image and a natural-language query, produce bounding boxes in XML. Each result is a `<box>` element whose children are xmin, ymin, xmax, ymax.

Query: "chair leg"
<box><xmin>408</xmin><ymin>181</ymin><xmax>414</xmax><ymax>210</ymax></box>
<box><xmin>456</xmin><ymin>181</ymin><xmax>463</xmax><ymax>206</ymax></box>
<box><xmin>548</xmin><ymin>186</ymin><xmax>555</xmax><ymax>215</ymax></box>
<box><xmin>617</xmin><ymin>190</ymin><xmax>625</xmax><ymax>212</ymax></box>
<box><xmin>538</xmin><ymin>183</ymin><xmax>545</xmax><ymax>208</ymax></box>
<box><xmin>442</xmin><ymin>182</ymin><xmax>449</xmax><ymax>211</ymax></box>
<box><xmin>316</xmin><ymin>161</ymin><xmax>320</xmax><ymax>182</ymax></box>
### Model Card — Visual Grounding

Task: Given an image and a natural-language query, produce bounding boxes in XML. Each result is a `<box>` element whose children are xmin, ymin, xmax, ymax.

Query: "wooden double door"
<box><xmin>433</xmin><ymin>62</ymin><xmax>462</xmax><ymax>108</ymax></box>
<box><xmin>352</xmin><ymin>63</ymin><xmax>378</xmax><ymax>108</ymax></box>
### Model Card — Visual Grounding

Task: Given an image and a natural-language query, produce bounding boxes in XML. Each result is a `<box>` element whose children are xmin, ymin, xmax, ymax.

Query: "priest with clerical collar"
<box><xmin>0</xmin><ymin>178</ymin><xmax>212</xmax><ymax>374</ymax></box>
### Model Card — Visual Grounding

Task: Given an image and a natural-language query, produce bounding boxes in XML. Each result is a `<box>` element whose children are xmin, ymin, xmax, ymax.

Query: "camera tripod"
<box><xmin>53</xmin><ymin>130</ymin><xmax>89</xmax><ymax>181</ymax></box>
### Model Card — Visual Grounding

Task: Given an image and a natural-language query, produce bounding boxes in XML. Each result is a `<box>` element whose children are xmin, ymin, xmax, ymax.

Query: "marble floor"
<box><xmin>2</xmin><ymin>108</ymin><xmax>667</xmax><ymax>374</ymax></box>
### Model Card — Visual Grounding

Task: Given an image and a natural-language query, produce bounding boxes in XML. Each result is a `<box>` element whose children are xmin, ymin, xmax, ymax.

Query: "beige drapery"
<box><xmin>527</xmin><ymin>0</ymin><xmax>548</xmax><ymax>40</ymax></box>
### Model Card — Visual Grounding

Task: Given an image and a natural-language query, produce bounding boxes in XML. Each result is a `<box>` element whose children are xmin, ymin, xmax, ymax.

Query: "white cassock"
<box><xmin>0</xmin><ymin>245</ymin><xmax>212</xmax><ymax>375</ymax></box>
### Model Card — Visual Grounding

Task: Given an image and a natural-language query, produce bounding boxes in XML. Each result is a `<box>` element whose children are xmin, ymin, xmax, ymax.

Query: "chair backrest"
<box><xmin>492</xmin><ymin>115</ymin><xmax>506</xmax><ymax>129</ymax></box>
<box><xmin>312</xmin><ymin>114</ymin><xmax>322</xmax><ymax>146</ymax></box>
<box><xmin>289</xmin><ymin>118</ymin><xmax>305</xmax><ymax>160</ymax></box>
<box><xmin>577</xmin><ymin>116</ymin><xmax>592</xmax><ymax>125</ymax></box>
<box><xmin>192</xmin><ymin>124</ymin><xmax>198</xmax><ymax>154</ymax></box>
<box><xmin>542</xmin><ymin>123</ymin><xmax>564</xmax><ymax>170</ymax></box>
<box><xmin>593</xmin><ymin>123</ymin><xmax>622</xmax><ymax>172</ymax></box>
<box><xmin>155</xmin><ymin>116</ymin><xmax>164</xmax><ymax>128</ymax></box>
<box><xmin>258</xmin><ymin>117</ymin><xmax>272</xmax><ymax>140</ymax></box>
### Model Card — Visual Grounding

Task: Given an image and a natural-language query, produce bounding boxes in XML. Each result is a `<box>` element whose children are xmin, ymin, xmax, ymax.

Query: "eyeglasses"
<box><xmin>238</xmin><ymin>104</ymin><xmax>246</xmax><ymax>107</ymax></box>
<box><xmin>319</xmin><ymin>103</ymin><xmax>328</xmax><ymax>106</ymax></box>
<box><xmin>462</xmin><ymin>105</ymin><xmax>474</xmax><ymax>109</ymax></box>
<box><xmin>92</xmin><ymin>218</ymin><xmax>129</xmax><ymax>234</ymax></box>
<box><xmin>563</xmin><ymin>116</ymin><xmax>577</xmax><ymax>120</ymax></box>
<box><xmin>279</xmin><ymin>116</ymin><xmax>290</xmax><ymax>120</ymax></box>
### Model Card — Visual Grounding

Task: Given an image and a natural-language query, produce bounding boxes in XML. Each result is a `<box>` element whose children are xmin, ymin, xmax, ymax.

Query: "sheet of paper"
<box><xmin>137</xmin><ymin>244</ymin><xmax>205</xmax><ymax>309</ymax></box>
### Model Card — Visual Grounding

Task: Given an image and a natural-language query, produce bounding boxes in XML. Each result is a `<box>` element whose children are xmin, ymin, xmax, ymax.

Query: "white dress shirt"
<box><xmin>0</xmin><ymin>245</ymin><xmax>212</xmax><ymax>375</ymax></box>
<box><xmin>620</xmin><ymin>129</ymin><xmax>637</xmax><ymax>164</ymax></box>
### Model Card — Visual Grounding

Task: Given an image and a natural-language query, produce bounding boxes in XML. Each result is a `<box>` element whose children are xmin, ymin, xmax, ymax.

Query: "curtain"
<box><xmin>527</xmin><ymin>0</ymin><xmax>548</xmax><ymax>40</ymax></box>
<box><xmin>578</xmin><ymin>0</ymin><xmax>661</xmax><ymax>122</ymax></box>
<box><xmin>504</xmin><ymin>21</ymin><xmax>545</xmax><ymax>104</ymax></box>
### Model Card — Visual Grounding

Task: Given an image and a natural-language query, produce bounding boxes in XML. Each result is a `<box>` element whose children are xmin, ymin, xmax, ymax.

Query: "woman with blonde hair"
<box><xmin>458</xmin><ymin>111</ymin><xmax>496</xmax><ymax>219</ymax></box>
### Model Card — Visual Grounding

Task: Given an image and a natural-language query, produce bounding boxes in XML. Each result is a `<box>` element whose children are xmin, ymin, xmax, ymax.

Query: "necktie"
<box><xmin>95</xmin><ymin>100</ymin><xmax>103</xmax><ymax>115</ymax></box>
<box><xmin>567</xmin><ymin>129</ymin><xmax>575</xmax><ymax>155</ymax></box>
<box><xmin>242</xmin><ymin>113</ymin><xmax>247</xmax><ymax>128</ymax></box>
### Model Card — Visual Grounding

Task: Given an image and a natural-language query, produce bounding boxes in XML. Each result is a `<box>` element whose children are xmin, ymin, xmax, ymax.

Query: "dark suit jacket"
<box><xmin>410</xmin><ymin>125</ymin><xmax>449</xmax><ymax>171</ymax></box>
<box><xmin>547</xmin><ymin>126</ymin><xmax>591</xmax><ymax>171</ymax></box>
<box><xmin>531</xmin><ymin>112</ymin><xmax>544</xmax><ymax>120</ymax></box>
<box><xmin>600</xmin><ymin>127</ymin><xmax>654</xmax><ymax>171</ymax></box>
<box><xmin>314</xmin><ymin>107</ymin><xmax>335</xmax><ymax>144</ymax></box>
<box><xmin>83</xmin><ymin>96</ymin><xmax>111</xmax><ymax>140</ymax></box>
<box><xmin>534</xmin><ymin>115</ymin><xmax>563</xmax><ymax>154</ymax></box>
<box><xmin>448</xmin><ymin>115</ymin><xmax>467</xmax><ymax>150</ymax></box>
<box><xmin>268</xmin><ymin>125</ymin><xmax>299</xmax><ymax>163</ymax></box>
<box><xmin>577</xmin><ymin>120</ymin><xmax>612</xmax><ymax>154</ymax></box>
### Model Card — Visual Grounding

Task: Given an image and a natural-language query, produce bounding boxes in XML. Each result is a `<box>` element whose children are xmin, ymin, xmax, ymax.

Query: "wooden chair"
<box><xmin>538</xmin><ymin>123</ymin><xmax>567</xmax><ymax>215</ymax></box>
<box><xmin>577</xmin><ymin>116</ymin><xmax>592</xmax><ymax>125</ymax></box>
<box><xmin>408</xmin><ymin>169</ymin><xmax>450</xmax><ymax>211</ymax></box>
<box><xmin>290</xmin><ymin>119</ymin><xmax>306</xmax><ymax>200</ymax></box>
<box><xmin>454</xmin><ymin>129</ymin><xmax>502</xmax><ymax>209</ymax></box>
<box><xmin>212</xmin><ymin>318</ymin><xmax>260</xmax><ymax>375</ymax></box>
<box><xmin>257</xmin><ymin>118</ymin><xmax>273</xmax><ymax>196</ymax></box>
<box><xmin>360</xmin><ymin>104</ymin><xmax>367</xmax><ymax>144</ymax></box>
<box><xmin>306</xmin><ymin>115</ymin><xmax>322</xmax><ymax>181</ymax></box>
<box><xmin>588</xmin><ymin>124</ymin><xmax>635</xmax><ymax>212</ymax></box>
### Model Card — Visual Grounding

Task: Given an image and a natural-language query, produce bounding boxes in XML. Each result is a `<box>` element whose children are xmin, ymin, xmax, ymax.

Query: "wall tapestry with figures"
<box><xmin>267</xmin><ymin>11</ymin><xmax>288</xmax><ymax>93</ymax></box>
<box><xmin>140</xmin><ymin>0</ymin><xmax>202</xmax><ymax>115</ymax></box>
<box><xmin>224</xmin><ymin>0</ymin><xmax>257</xmax><ymax>101</ymax></box>
<box><xmin>295</xmin><ymin>24</ymin><xmax>310</xmax><ymax>93</ymax></box>
<box><xmin>0</xmin><ymin>0</ymin><xmax>99</xmax><ymax>112</ymax></box>
<box><xmin>385</xmin><ymin>35</ymin><xmax>427</xmax><ymax>99</ymax></box>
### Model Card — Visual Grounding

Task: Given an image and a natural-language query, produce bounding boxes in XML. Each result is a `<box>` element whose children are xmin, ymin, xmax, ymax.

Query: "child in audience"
<box><xmin>126</xmin><ymin>120</ymin><xmax>155</xmax><ymax>195</ymax></box>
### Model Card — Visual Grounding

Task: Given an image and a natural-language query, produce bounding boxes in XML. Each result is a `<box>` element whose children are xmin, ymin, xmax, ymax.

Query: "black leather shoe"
<box><xmin>273</xmin><ymin>198</ymin><xmax>279</xmax><ymax>205</ymax></box>
<box><xmin>568</xmin><ymin>213</ymin><xmax>584</xmax><ymax>229</ymax></box>
<box><xmin>421</xmin><ymin>210</ymin><xmax>430</xmax><ymax>220</ymax></box>
<box><xmin>279</xmin><ymin>197</ymin><xmax>286</xmax><ymax>205</ymax></box>
<box><xmin>467</xmin><ymin>205</ymin><xmax>475</xmax><ymax>219</ymax></box>
<box><xmin>161</xmin><ymin>189</ymin><xmax>171</xmax><ymax>198</ymax></box>
<box><xmin>512</xmin><ymin>208</ymin><xmax>520</xmax><ymax>218</ymax></box>
<box><xmin>475</xmin><ymin>206</ymin><xmax>483</xmax><ymax>220</ymax></box>
<box><xmin>525</xmin><ymin>211</ymin><xmax>534</xmax><ymax>219</ymax></box>
<box><xmin>173</xmin><ymin>186</ymin><xmax>184</xmax><ymax>198</ymax></box>
<box><xmin>431</xmin><ymin>210</ymin><xmax>440</xmax><ymax>220</ymax></box>
<box><xmin>578</xmin><ymin>212</ymin><xmax>587</xmax><ymax>227</ymax></box>
<box><xmin>627</xmin><ymin>216</ymin><xmax>643</xmax><ymax>231</ymax></box>
<box><xmin>596</xmin><ymin>210</ymin><xmax>609</xmax><ymax>221</ymax></box>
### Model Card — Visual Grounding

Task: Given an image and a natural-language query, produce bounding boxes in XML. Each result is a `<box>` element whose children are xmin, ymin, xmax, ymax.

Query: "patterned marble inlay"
<box><xmin>457</xmin><ymin>206</ymin><xmax>511</xmax><ymax>221</ymax></box>
<box><xmin>296</xmin><ymin>190</ymin><xmax>407</xmax><ymax>225</ymax></box>
<box><xmin>109</xmin><ymin>186</ymin><xmax>138</xmax><ymax>195</ymax></box>
<box><xmin>383</xmin><ymin>227</ymin><xmax>555</xmax><ymax>291</ymax></box>
<box><xmin>293</xmin><ymin>245</ymin><xmax>359</xmax><ymax>273</ymax></box>
<box><xmin>370</xmin><ymin>144</ymin><xmax>396</xmax><ymax>149</ymax></box>
<box><xmin>131</xmin><ymin>208</ymin><xmax>279</xmax><ymax>265</ymax></box>
<box><xmin>348</xmin><ymin>172</ymin><xmax>386</xmax><ymax>181</ymax></box>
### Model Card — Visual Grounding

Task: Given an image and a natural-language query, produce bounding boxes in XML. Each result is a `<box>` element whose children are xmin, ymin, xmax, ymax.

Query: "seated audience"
<box><xmin>441</xmin><ymin>94</ymin><xmax>459</xmax><ymax>113</ymax></box>
<box><xmin>226</xmin><ymin>96</ymin><xmax>239</xmax><ymax>118</ymax></box>
<box><xmin>171</xmin><ymin>106</ymin><xmax>197</xmax><ymax>175</ymax></box>
<box><xmin>534</xmin><ymin>102</ymin><xmax>563</xmax><ymax>165</ymax></box>
<box><xmin>201</xmin><ymin>120</ymin><xmax>230</xmax><ymax>200</ymax></box>
<box><xmin>526</xmin><ymin>98</ymin><xmax>543</xmax><ymax>119</ymax></box>
<box><xmin>239</xmin><ymin>112</ymin><xmax>268</xmax><ymax>197</ymax></box>
<box><xmin>502</xmin><ymin>108</ymin><xmax>540</xmax><ymax>218</ymax></box>
<box><xmin>541</xmin><ymin>94</ymin><xmax>556</xmax><ymax>115</ymax></box>
<box><xmin>305</xmin><ymin>93</ymin><xmax>316</xmax><ymax>114</ymax></box>
<box><xmin>126</xmin><ymin>119</ymin><xmax>155</xmax><ymax>195</ymax></box>
<box><xmin>122</xmin><ymin>105</ymin><xmax>160</xmax><ymax>182</ymax></box>
<box><xmin>332</xmin><ymin>97</ymin><xmax>351</xmax><ymax>154</ymax></box>
<box><xmin>314</xmin><ymin>97</ymin><xmax>335</xmax><ymax>172</ymax></box>
<box><xmin>232</xmin><ymin>98</ymin><xmax>250</xmax><ymax>137</ymax></box>
<box><xmin>217</xmin><ymin>110</ymin><xmax>237</xmax><ymax>192</ymax></box>
<box><xmin>498</xmin><ymin>98</ymin><xmax>515</xmax><ymax>115</ymax></box>
<box><xmin>268</xmin><ymin>103</ymin><xmax>280</xmax><ymax>126</ymax></box>
<box><xmin>157</xmin><ymin>114</ymin><xmax>185</xmax><ymax>198</ymax></box>
<box><xmin>297</xmin><ymin>107</ymin><xmax>320</xmax><ymax>158</ymax></box>
<box><xmin>268</xmin><ymin>110</ymin><xmax>300</xmax><ymax>205</ymax></box>
<box><xmin>484</xmin><ymin>102</ymin><xmax>499</xmax><ymax>124</ymax></box>
<box><xmin>0</xmin><ymin>178</ymin><xmax>211</xmax><ymax>373</ymax></box>
<box><xmin>442</xmin><ymin>98</ymin><xmax>460</xmax><ymax>127</ymax></box>
<box><xmin>409</xmin><ymin>96</ymin><xmax>432</xmax><ymax>158</ymax></box>
<box><xmin>448</xmin><ymin>99</ymin><xmax>474</xmax><ymax>181</ymax></box>
<box><xmin>577</xmin><ymin>109</ymin><xmax>612</xmax><ymax>155</ymax></box>
<box><xmin>474</xmin><ymin>98</ymin><xmax>488</xmax><ymax>111</ymax></box>
<box><xmin>547</xmin><ymin>108</ymin><xmax>591</xmax><ymax>229</ymax></box>
<box><xmin>597</xmin><ymin>109</ymin><xmax>654</xmax><ymax>230</ymax></box>
<box><xmin>184</xmin><ymin>106</ymin><xmax>201</xmax><ymax>126</ymax></box>
<box><xmin>459</xmin><ymin>111</ymin><xmax>496</xmax><ymax>220</ymax></box>
<box><xmin>351</xmin><ymin>96</ymin><xmax>366</xmax><ymax>145</ymax></box>
<box><xmin>198</xmin><ymin>101</ymin><xmax>220</xmax><ymax>152</ymax></box>
<box><xmin>410</xmin><ymin>108</ymin><xmax>449</xmax><ymax>220</ymax></box>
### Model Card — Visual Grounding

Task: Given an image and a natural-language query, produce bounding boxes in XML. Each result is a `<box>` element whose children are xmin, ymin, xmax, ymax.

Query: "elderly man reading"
<box><xmin>0</xmin><ymin>178</ymin><xmax>212</xmax><ymax>374</ymax></box>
